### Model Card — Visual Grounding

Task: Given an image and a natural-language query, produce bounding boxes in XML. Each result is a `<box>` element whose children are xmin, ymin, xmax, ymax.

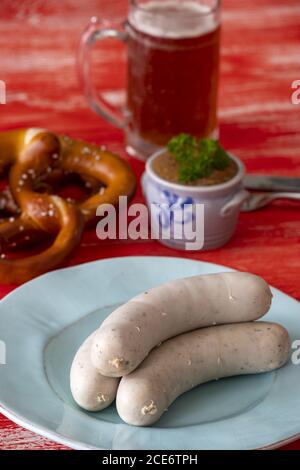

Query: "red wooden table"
<box><xmin>0</xmin><ymin>0</ymin><xmax>299</xmax><ymax>450</ymax></box>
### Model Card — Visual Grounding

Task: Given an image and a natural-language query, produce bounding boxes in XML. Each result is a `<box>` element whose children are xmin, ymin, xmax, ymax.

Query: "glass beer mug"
<box><xmin>79</xmin><ymin>0</ymin><xmax>221</xmax><ymax>159</ymax></box>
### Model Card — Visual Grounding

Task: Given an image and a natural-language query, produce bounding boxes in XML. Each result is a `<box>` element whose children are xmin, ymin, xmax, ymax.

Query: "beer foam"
<box><xmin>129</xmin><ymin>1</ymin><xmax>219</xmax><ymax>39</ymax></box>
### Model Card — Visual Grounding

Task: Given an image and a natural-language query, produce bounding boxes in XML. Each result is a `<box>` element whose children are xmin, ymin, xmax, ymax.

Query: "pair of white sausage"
<box><xmin>70</xmin><ymin>272</ymin><xmax>289</xmax><ymax>423</ymax></box>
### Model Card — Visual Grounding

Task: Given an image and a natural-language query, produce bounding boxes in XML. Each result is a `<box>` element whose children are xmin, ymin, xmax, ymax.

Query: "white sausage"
<box><xmin>70</xmin><ymin>332</ymin><xmax>119</xmax><ymax>411</ymax></box>
<box><xmin>116</xmin><ymin>322</ymin><xmax>290</xmax><ymax>426</ymax></box>
<box><xmin>91</xmin><ymin>273</ymin><xmax>272</xmax><ymax>376</ymax></box>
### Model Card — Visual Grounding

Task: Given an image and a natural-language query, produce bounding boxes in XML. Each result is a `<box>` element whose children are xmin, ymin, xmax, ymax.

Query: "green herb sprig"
<box><xmin>167</xmin><ymin>134</ymin><xmax>231</xmax><ymax>184</ymax></box>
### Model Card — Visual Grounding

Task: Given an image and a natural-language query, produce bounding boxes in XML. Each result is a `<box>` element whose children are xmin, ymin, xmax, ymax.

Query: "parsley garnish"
<box><xmin>167</xmin><ymin>133</ymin><xmax>231</xmax><ymax>184</ymax></box>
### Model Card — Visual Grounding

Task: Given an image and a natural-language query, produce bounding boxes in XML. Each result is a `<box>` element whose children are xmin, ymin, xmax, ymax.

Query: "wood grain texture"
<box><xmin>0</xmin><ymin>0</ymin><xmax>299</xmax><ymax>450</ymax></box>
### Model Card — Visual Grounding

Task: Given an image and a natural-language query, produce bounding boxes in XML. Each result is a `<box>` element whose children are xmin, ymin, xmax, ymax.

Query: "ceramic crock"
<box><xmin>142</xmin><ymin>150</ymin><xmax>249</xmax><ymax>251</ymax></box>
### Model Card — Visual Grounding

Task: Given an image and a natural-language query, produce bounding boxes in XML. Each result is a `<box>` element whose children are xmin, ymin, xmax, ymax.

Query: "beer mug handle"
<box><xmin>78</xmin><ymin>17</ymin><xmax>128</xmax><ymax>129</ymax></box>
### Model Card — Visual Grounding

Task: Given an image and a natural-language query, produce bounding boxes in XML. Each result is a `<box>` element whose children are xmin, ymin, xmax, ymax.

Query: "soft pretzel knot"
<box><xmin>0</xmin><ymin>128</ymin><xmax>136</xmax><ymax>284</ymax></box>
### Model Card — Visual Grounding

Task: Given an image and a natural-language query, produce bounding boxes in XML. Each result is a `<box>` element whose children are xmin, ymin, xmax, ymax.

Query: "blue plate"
<box><xmin>0</xmin><ymin>256</ymin><xmax>299</xmax><ymax>450</ymax></box>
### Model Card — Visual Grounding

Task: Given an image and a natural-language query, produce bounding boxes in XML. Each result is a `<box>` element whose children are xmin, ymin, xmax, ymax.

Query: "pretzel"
<box><xmin>0</xmin><ymin>128</ymin><xmax>136</xmax><ymax>283</ymax></box>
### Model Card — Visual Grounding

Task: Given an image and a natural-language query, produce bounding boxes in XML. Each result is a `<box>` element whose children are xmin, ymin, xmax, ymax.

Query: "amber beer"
<box><xmin>126</xmin><ymin>0</ymin><xmax>220</xmax><ymax>156</ymax></box>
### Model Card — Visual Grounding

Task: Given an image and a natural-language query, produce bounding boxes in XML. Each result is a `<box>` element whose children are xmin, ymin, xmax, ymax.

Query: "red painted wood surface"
<box><xmin>0</xmin><ymin>0</ymin><xmax>300</xmax><ymax>450</ymax></box>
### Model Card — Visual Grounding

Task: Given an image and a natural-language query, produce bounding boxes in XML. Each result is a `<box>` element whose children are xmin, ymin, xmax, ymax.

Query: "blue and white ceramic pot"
<box><xmin>142</xmin><ymin>150</ymin><xmax>248</xmax><ymax>251</ymax></box>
